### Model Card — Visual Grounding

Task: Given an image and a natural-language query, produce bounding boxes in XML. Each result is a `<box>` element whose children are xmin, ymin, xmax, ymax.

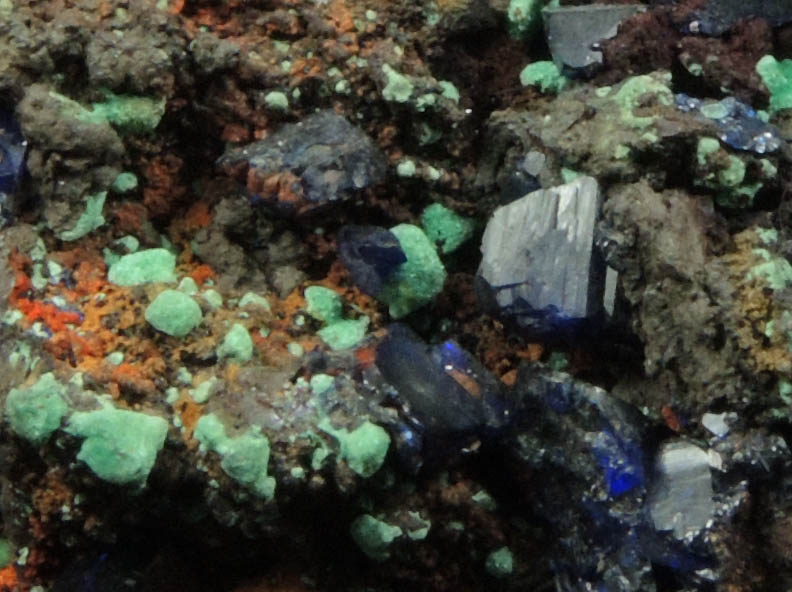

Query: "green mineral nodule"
<box><xmin>380</xmin><ymin>224</ymin><xmax>446</xmax><ymax>319</ymax></box>
<box><xmin>420</xmin><ymin>203</ymin><xmax>476</xmax><ymax>254</ymax></box>
<box><xmin>519</xmin><ymin>61</ymin><xmax>568</xmax><ymax>94</ymax></box>
<box><xmin>85</xmin><ymin>90</ymin><xmax>166</xmax><ymax>135</ymax></box>
<box><xmin>5</xmin><ymin>373</ymin><xmax>68</xmax><ymax>444</ymax></box>
<box><xmin>317</xmin><ymin>317</ymin><xmax>369</xmax><ymax>351</ymax></box>
<box><xmin>485</xmin><ymin>546</ymin><xmax>514</xmax><ymax>578</ymax></box>
<box><xmin>756</xmin><ymin>55</ymin><xmax>792</xmax><ymax>114</ymax></box>
<box><xmin>145</xmin><ymin>289</ymin><xmax>203</xmax><ymax>337</ymax></box>
<box><xmin>350</xmin><ymin>514</ymin><xmax>403</xmax><ymax>561</ymax></box>
<box><xmin>194</xmin><ymin>414</ymin><xmax>276</xmax><ymax>500</ymax></box>
<box><xmin>107</xmin><ymin>248</ymin><xmax>177</xmax><ymax>286</ymax></box>
<box><xmin>217</xmin><ymin>323</ymin><xmax>254</xmax><ymax>362</ymax></box>
<box><xmin>65</xmin><ymin>407</ymin><xmax>168</xmax><ymax>487</ymax></box>
<box><xmin>305</xmin><ymin>285</ymin><xmax>343</xmax><ymax>323</ymax></box>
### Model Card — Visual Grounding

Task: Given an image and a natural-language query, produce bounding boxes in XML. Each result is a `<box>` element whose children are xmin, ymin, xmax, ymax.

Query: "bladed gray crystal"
<box><xmin>477</xmin><ymin>176</ymin><xmax>605</xmax><ymax>326</ymax></box>
<box><xmin>543</xmin><ymin>4</ymin><xmax>645</xmax><ymax>71</ymax></box>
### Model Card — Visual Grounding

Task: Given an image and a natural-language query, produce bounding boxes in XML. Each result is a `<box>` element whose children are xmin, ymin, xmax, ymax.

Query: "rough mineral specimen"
<box><xmin>144</xmin><ymin>289</ymin><xmax>203</xmax><ymax>337</ymax></box>
<box><xmin>679</xmin><ymin>0</ymin><xmax>792</xmax><ymax>36</ymax></box>
<box><xmin>337</xmin><ymin>225</ymin><xmax>407</xmax><ymax>297</ymax></box>
<box><xmin>648</xmin><ymin>440</ymin><xmax>714</xmax><ymax>540</ymax></box>
<box><xmin>218</xmin><ymin>110</ymin><xmax>387</xmax><ymax>213</ymax></box>
<box><xmin>477</xmin><ymin>176</ymin><xmax>605</xmax><ymax>329</ymax></box>
<box><xmin>675</xmin><ymin>93</ymin><xmax>783</xmax><ymax>153</ymax></box>
<box><xmin>0</xmin><ymin>107</ymin><xmax>26</xmax><ymax>223</ymax></box>
<box><xmin>542</xmin><ymin>4</ymin><xmax>645</xmax><ymax>73</ymax></box>
<box><xmin>375</xmin><ymin>324</ymin><xmax>511</xmax><ymax>436</ymax></box>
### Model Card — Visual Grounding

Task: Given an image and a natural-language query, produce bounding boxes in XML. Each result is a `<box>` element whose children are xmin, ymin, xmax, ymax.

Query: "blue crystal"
<box><xmin>591</xmin><ymin>429</ymin><xmax>645</xmax><ymax>496</ymax></box>
<box><xmin>675</xmin><ymin>93</ymin><xmax>783</xmax><ymax>154</ymax></box>
<box><xmin>0</xmin><ymin>106</ymin><xmax>27</xmax><ymax>222</ymax></box>
<box><xmin>338</xmin><ymin>226</ymin><xmax>406</xmax><ymax>297</ymax></box>
<box><xmin>375</xmin><ymin>324</ymin><xmax>511</xmax><ymax>435</ymax></box>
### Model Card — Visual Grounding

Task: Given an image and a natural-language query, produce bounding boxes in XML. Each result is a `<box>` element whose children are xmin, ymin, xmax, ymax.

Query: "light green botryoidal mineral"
<box><xmin>5</xmin><ymin>373</ymin><xmax>69</xmax><ymax>444</ymax></box>
<box><xmin>238</xmin><ymin>292</ymin><xmax>271</xmax><ymax>311</ymax></box>
<box><xmin>756</xmin><ymin>55</ymin><xmax>792</xmax><ymax>114</ymax></box>
<box><xmin>58</xmin><ymin>192</ymin><xmax>107</xmax><ymax>241</ymax></box>
<box><xmin>612</xmin><ymin>73</ymin><xmax>673</xmax><ymax>129</ymax></box>
<box><xmin>305</xmin><ymin>286</ymin><xmax>344</xmax><ymax>323</ymax></box>
<box><xmin>519</xmin><ymin>61</ymin><xmax>568</xmax><ymax>94</ymax></box>
<box><xmin>420</xmin><ymin>203</ymin><xmax>476</xmax><ymax>254</ymax></box>
<box><xmin>317</xmin><ymin>317</ymin><xmax>369</xmax><ymax>351</ymax></box>
<box><xmin>217</xmin><ymin>323</ymin><xmax>254</xmax><ymax>362</ymax></box>
<box><xmin>107</xmin><ymin>248</ymin><xmax>177</xmax><ymax>286</ymax></box>
<box><xmin>82</xmin><ymin>90</ymin><xmax>166</xmax><ymax>135</ymax></box>
<box><xmin>507</xmin><ymin>0</ymin><xmax>542</xmax><ymax>39</ymax></box>
<box><xmin>350</xmin><ymin>514</ymin><xmax>403</xmax><ymax>561</ymax></box>
<box><xmin>748</xmin><ymin>249</ymin><xmax>792</xmax><ymax>291</ymax></box>
<box><xmin>112</xmin><ymin>172</ymin><xmax>138</xmax><ymax>193</ymax></box>
<box><xmin>194</xmin><ymin>413</ymin><xmax>276</xmax><ymax>500</ymax></box>
<box><xmin>381</xmin><ymin>64</ymin><xmax>414</xmax><ymax>103</ymax></box>
<box><xmin>65</xmin><ymin>407</ymin><xmax>168</xmax><ymax>487</ymax></box>
<box><xmin>318</xmin><ymin>418</ymin><xmax>390</xmax><ymax>478</ymax></box>
<box><xmin>145</xmin><ymin>289</ymin><xmax>203</xmax><ymax>337</ymax></box>
<box><xmin>485</xmin><ymin>546</ymin><xmax>514</xmax><ymax>578</ymax></box>
<box><xmin>264</xmin><ymin>90</ymin><xmax>289</xmax><ymax>111</ymax></box>
<box><xmin>380</xmin><ymin>224</ymin><xmax>446</xmax><ymax>319</ymax></box>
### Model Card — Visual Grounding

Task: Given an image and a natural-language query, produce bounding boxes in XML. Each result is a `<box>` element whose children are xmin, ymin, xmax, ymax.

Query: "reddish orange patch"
<box><xmin>189</xmin><ymin>264</ymin><xmax>215</xmax><ymax>286</ymax></box>
<box><xmin>15</xmin><ymin>299</ymin><xmax>82</xmax><ymax>332</ymax></box>
<box><xmin>184</xmin><ymin>201</ymin><xmax>213</xmax><ymax>230</ymax></box>
<box><xmin>501</xmin><ymin>369</ymin><xmax>518</xmax><ymax>386</ymax></box>
<box><xmin>114</xmin><ymin>201</ymin><xmax>149</xmax><ymax>234</ymax></box>
<box><xmin>0</xmin><ymin>565</ymin><xmax>18</xmax><ymax>590</ymax></box>
<box><xmin>355</xmin><ymin>345</ymin><xmax>376</xmax><ymax>367</ymax></box>
<box><xmin>661</xmin><ymin>405</ymin><xmax>682</xmax><ymax>432</ymax></box>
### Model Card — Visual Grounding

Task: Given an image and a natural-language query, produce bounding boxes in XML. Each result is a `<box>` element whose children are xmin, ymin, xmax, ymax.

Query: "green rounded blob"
<box><xmin>145</xmin><ymin>290</ymin><xmax>203</xmax><ymax>337</ymax></box>
<box><xmin>317</xmin><ymin>317</ymin><xmax>369</xmax><ymax>351</ymax></box>
<box><xmin>66</xmin><ymin>407</ymin><xmax>168</xmax><ymax>487</ymax></box>
<box><xmin>382</xmin><ymin>64</ymin><xmax>414</xmax><ymax>103</ymax></box>
<box><xmin>239</xmin><ymin>292</ymin><xmax>271</xmax><ymax>311</ymax></box>
<box><xmin>203</xmin><ymin>289</ymin><xmax>223</xmax><ymax>309</ymax></box>
<box><xmin>194</xmin><ymin>413</ymin><xmax>227</xmax><ymax>450</ymax></box>
<box><xmin>178</xmin><ymin>277</ymin><xmax>199</xmax><ymax>295</ymax></box>
<box><xmin>112</xmin><ymin>172</ymin><xmax>138</xmax><ymax>193</ymax></box>
<box><xmin>221</xmin><ymin>431</ymin><xmax>276</xmax><ymax>499</ymax></box>
<box><xmin>696</xmin><ymin>137</ymin><xmax>720</xmax><ymax>166</ymax></box>
<box><xmin>420</xmin><ymin>203</ymin><xmax>476</xmax><ymax>254</ymax></box>
<box><xmin>264</xmin><ymin>91</ymin><xmax>289</xmax><ymax>111</ymax></box>
<box><xmin>305</xmin><ymin>286</ymin><xmax>343</xmax><ymax>323</ymax></box>
<box><xmin>519</xmin><ymin>61</ymin><xmax>567</xmax><ymax>94</ymax></box>
<box><xmin>190</xmin><ymin>377</ymin><xmax>217</xmax><ymax>404</ymax></box>
<box><xmin>108</xmin><ymin>248</ymin><xmax>177</xmax><ymax>286</ymax></box>
<box><xmin>194</xmin><ymin>414</ymin><xmax>276</xmax><ymax>500</ymax></box>
<box><xmin>756</xmin><ymin>55</ymin><xmax>792</xmax><ymax>114</ymax></box>
<box><xmin>485</xmin><ymin>546</ymin><xmax>514</xmax><ymax>578</ymax></box>
<box><xmin>341</xmin><ymin>420</ymin><xmax>390</xmax><ymax>477</ymax></box>
<box><xmin>396</xmin><ymin>159</ymin><xmax>417</xmax><ymax>177</ymax></box>
<box><xmin>319</xmin><ymin>418</ymin><xmax>390</xmax><ymax>478</ymax></box>
<box><xmin>5</xmin><ymin>373</ymin><xmax>68</xmax><ymax>444</ymax></box>
<box><xmin>217</xmin><ymin>323</ymin><xmax>254</xmax><ymax>362</ymax></box>
<box><xmin>380</xmin><ymin>224</ymin><xmax>446</xmax><ymax>318</ymax></box>
<box><xmin>350</xmin><ymin>514</ymin><xmax>403</xmax><ymax>561</ymax></box>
